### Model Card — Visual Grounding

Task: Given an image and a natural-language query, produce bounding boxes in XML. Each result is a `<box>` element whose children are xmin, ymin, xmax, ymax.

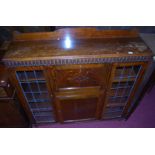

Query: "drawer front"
<box><xmin>53</xmin><ymin>64</ymin><xmax>109</xmax><ymax>90</ymax></box>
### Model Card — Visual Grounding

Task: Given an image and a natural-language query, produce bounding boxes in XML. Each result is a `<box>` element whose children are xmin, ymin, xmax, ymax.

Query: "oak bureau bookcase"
<box><xmin>2</xmin><ymin>28</ymin><xmax>153</xmax><ymax>124</ymax></box>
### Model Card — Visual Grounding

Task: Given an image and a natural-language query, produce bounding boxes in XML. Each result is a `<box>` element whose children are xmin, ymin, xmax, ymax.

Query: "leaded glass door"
<box><xmin>16</xmin><ymin>69</ymin><xmax>56</xmax><ymax>123</ymax></box>
<box><xmin>102</xmin><ymin>62</ymin><xmax>148</xmax><ymax>119</ymax></box>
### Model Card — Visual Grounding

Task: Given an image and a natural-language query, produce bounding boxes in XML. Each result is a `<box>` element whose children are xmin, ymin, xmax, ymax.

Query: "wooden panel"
<box><xmin>0</xmin><ymin>99</ymin><xmax>28</xmax><ymax>127</ymax></box>
<box><xmin>55</xmin><ymin>87</ymin><xmax>100</xmax><ymax>99</ymax></box>
<box><xmin>53</xmin><ymin>64</ymin><xmax>108</xmax><ymax>90</ymax></box>
<box><xmin>56</xmin><ymin>97</ymin><xmax>98</xmax><ymax>122</ymax></box>
<box><xmin>54</xmin><ymin>86</ymin><xmax>104</xmax><ymax>123</ymax></box>
<box><xmin>13</xmin><ymin>28</ymin><xmax>139</xmax><ymax>41</ymax></box>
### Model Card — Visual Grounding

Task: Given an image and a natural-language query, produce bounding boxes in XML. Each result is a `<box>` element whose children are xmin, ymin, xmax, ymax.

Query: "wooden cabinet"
<box><xmin>0</xmin><ymin>67</ymin><xmax>29</xmax><ymax>127</ymax></box>
<box><xmin>2</xmin><ymin>28</ymin><xmax>153</xmax><ymax>125</ymax></box>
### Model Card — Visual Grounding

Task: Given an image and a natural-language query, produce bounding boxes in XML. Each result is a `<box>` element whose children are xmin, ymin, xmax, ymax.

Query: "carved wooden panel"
<box><xmin>53</xmin><ymin>64</ymin><xmax>108</xmax><ymax>90</ymax></box>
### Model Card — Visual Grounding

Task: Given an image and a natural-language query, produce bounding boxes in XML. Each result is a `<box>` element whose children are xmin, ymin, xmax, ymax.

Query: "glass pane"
<box><xmin>33</xmin><ymin>93</ymin><xmax>49</xmax><ymax>100</ymax></box>
<box><xmin>112</xmin><ymin>81</ymin><xmax>134</xmax><ymax>89</ymax></box>
<box><xmin>35</xmin><ymin>115</ymin><xmax>55</xmax><ymax>123</ymax></box>
<box><xmin>39</xmin><ymin>82</ymin><xmax>47</xmax><ymax>91</ymax></box>
<box><xmin>33</xmin><ymin>111</ymin><xmax>52</xmax><ymax>117</ymax></box>
<box><xmin>21</xmin><ymin>83</ymin><xmax>30</xmax><ymax>92</ymax></box>
<box><xmin>108</xmin><ymin>96</ymin><xmax>128</xmax><ymax>104</ymax></box>
<box><xmin>35</xmin><ymin>70</ymin><xmax>44</xmax><ymax>80</ymax></box>
<box><xmin>114</xmin><ymin>65</ymin><xmax>141</xmax><ymax>82</ymax></box>
<box><xmin>104</xmin><ymin>111</ymin><xmax>122</xmax><ymax>119</ymax></box>
<box><xmin>110</xmin><ymin>87</ymin><xmax>131</xmax><ymax>96</ymax></box>
<box><xmin>25</xmin><ymin>93</ymin><xmax>33</xmax><ymax>101</ymax></box>
<box><xmin>115</xmin><ymin>67</ymin><xmax>134</xmax><ymax>78</ymax></box>
<box><xmin>29</xmin><ymin>102</ymin><xmax>52</xmax><ymax>110</ymax></box>
<box><xmin>27</xmin><ymin>71</ymin><xmax>35</xmax><ymax>80</ymax></box>
<box><xmin>106</xmin><ymin>106</ymin><xmax>124</xmax><ymax>113</ymax></box>
<box><xmin>17</xmin><ymin>71</ymin><xmax>26</xmax><ymax>81</ymax></box>
<box><xmin>30</xmin><ymin>82</ymin><xmax>38</xmax><ymax>92</ymax></box>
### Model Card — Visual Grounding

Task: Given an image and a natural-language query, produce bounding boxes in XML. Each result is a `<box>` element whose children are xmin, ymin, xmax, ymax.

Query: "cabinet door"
<box><xmin>51</xmin><ymin>64</ymin><xmax>110</xmax><ymax>123</ymax></box>
<box><xmin>15</xmin><ymin>69</ymin><xmax>56</xmax><ymax>124</ymax></box>
<box><xmin>55</xmin><ymin>87</ymin><xmax>104</xmax><ymax>122</ymax></box>
<box><xmin>102</xmin><ymin>62</ymin><xmax>148</xmax><ymax>119</ymax></box>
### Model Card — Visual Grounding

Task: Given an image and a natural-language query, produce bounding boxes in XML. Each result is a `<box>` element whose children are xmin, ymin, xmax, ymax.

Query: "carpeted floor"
<box><xmin>34</xmin><ymin>86</ymin><xmax>155</xmax><ymax>128</ymax></box>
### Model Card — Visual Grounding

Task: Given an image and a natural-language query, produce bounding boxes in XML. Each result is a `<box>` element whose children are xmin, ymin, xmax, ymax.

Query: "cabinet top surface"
<box><xmin>2</xmin><ymin>28</ymin><xmax>153</xmax><ymax>62</ymax></box>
